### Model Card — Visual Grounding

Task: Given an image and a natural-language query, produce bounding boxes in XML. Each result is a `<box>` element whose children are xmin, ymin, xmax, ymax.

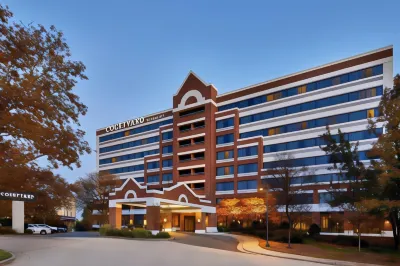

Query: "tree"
<box><xmin>367</xmin><ymin>74</ymin><xmax>400</xmax><ymax>250</ymax></box>
<box><xmin>74</xmin><ymin>172</ymin><xmax>120</xmax><ymax>226</ymax></box>
<box><xmin>0</xmin><ymin>4</ymin><xmax>90</xmax><ymax>175</ymax></box>
<box><xmin>265</xmin><ymin>153</ymin><xmax>312</xmax><ymax>248</ymax></box>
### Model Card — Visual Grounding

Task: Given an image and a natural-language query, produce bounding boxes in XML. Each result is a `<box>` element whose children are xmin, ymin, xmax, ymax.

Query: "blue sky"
<box><xmin>4</xmin><ymin>0</ymin><xmax>399</xmax><ymax>183</ymax></box>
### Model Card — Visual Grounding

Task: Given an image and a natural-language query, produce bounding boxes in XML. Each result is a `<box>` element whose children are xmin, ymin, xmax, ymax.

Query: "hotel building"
<box><xmin>97</xmin><ymin>46</ymin><xmax>393</xmax><ymax>235</ymax></box>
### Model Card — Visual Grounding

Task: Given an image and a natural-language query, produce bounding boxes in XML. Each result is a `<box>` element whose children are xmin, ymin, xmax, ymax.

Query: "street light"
<box><xmin>259</xmin><ymin>187</ymin><xmax>270</xmax><ymax>248</ymax></box>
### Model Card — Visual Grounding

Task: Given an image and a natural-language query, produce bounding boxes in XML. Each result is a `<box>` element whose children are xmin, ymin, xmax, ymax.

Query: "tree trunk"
<box><xmin>285</xmin><ymin>204</ymin><xmax>291</xmax><ymax>248</ymax></box>
<box><xmin>358</xmin><ymin>226</ymin><xmax>361</xmax><ymax>252</ymax></box>
<box><xmin>389</xmin><ymin>211</ymin><xmax>399</xmax><ymax>250</ymax></box>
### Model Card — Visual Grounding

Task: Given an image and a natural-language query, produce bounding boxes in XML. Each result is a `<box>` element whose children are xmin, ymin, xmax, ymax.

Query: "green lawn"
<box><xmin>0</xmin><ymin>249</ymin><xmax>12</xmax><ymax>261</ymax></box>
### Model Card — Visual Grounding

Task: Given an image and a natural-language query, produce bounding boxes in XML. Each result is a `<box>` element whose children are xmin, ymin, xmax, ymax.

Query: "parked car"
<box><xmin>35</xmin><ymin>224</ymin><xmax>58</xmax><ymax>234</ymax></box>
<box><xmin>26</xmin><ymin>224</ymin><xmax>51</xmax><ymax>235</ymax></box>
<box><xmin>57</xmin><ymin>227</ymin><xmax>67</xmax><ymax>233</ymax></box>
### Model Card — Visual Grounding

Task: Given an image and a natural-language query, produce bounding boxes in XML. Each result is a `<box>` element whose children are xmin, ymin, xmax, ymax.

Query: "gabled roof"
<box><xmin>173</xmin><ymin>71</ymin><xmax>209</xmax><ymax>96</ymax></box>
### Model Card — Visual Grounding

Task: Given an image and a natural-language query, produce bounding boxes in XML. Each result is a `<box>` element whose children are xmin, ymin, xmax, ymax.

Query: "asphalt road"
<box><xmin>0</xmin><ymin>233</ymin><xmax>323</xmax><ymax>266</ymax></box>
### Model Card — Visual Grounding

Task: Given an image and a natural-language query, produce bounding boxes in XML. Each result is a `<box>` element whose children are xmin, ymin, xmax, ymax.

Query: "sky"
<box><xmin>3</xmin><ymin>0</ymin><xmax>400</xmax><ymax>183</ymax></box>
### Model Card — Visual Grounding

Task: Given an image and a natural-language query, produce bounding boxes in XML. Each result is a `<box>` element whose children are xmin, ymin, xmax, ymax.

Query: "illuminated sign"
<box><xmin>0</xmin><ymin>191</ymin><xmax>36</xmax><ymax>202</ymax></box>
<box><xmin>105</xmin><ymin>114</ymin><xmax>166</xmax><ymax>133</ymax></box>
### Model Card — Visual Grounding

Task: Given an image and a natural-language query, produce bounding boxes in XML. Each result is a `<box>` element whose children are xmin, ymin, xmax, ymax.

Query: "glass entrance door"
<box><xmin>184</xmin><ymin>216</ymin><xmax>195</xmax><ymax>232</ymax></box>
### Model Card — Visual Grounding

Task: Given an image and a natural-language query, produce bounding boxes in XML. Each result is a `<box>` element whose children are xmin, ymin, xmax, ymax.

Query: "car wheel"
<box><xmin>40</xmin><ymin>230</ymin><xmax>47</xmax><ymax>235</ymax></box>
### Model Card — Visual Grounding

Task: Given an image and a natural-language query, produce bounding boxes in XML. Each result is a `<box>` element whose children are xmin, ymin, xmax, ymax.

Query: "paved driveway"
<box><xmin>0</xmin><ymin>234</ymin><xmax>323</xmax><ymax>266</ymax></box>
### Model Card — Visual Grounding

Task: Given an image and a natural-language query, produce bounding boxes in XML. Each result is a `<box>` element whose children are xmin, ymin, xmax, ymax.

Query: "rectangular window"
<box><xmin>162</xmin><ymin>131</ymin><xmax>173</xmax><ymax>141</ymax></box>
<box><xmin>162</xmin><ymin>145</ymin><xmax>173</xmax><ymax>154</ymax></box>
<box><xmin>193</xmin><ymin>121</ymin><xmax>205</xmax><ymax>129</ymax></box>
<box><xmin>319</xmin><ymin>193</ymin><xmax>333</xmax><ymax>204</ymax></box>
<box><xmin>147</xmin><ymin>161</ymin><xmax>159</xmax><ymax>169</ymax></box>
<box><xmin>216</xmin><ymin>133</ymin><xmax>234</xmax><ymax>144</ymax></box>
<box><xmin>298</xmin><ymin>85</ymin><xmax>306</xmax><ymax>94</ymax></box>
<box><xmin>147</xmin><ymin>175</ymin><xmax>159</xmax><ymax>183</ymax></box>
<box><xmin>124</xmin><ymin>131</ymin><xmax>130</xmax><ymax>137</ymax></box>
<box><xmin>179</xmin><ymin>106</ymin><xmax>205</xmax><ymax>117</ymax></box>
<box><xmin>367</xmin><ymin>109</ymin><xmax>375</xmax><ymax>118</ymax></box>
<box><xmin>237</xmin><ymin>180</ymin><xmax>257</xmax><ymax>190</ymax></box>
<box><xmin>162</xmin><ymin>159</ymin><xmax>173</xmax><ymax>168</ymax></box>
<box><xmin>216</xmin><ymin>118</ymin><xmax>234</xmax><ymax>129</ymax></box>
<box><xmin>216</xmin><ymin>182</ymin><xmax>234</xmax><ymax>191</ymax></box>
<box><xmin>135</xmin><ymin>177</ymin><xmax>144</xmax><ymax>183</ymax></box>
<box><xmin>238</xmin><ymin>163</ymin><xmax>258</xmax><ymax>174</ymax></box>
<box><xmin>217</xmin><ymin>166</ymin><xmax>234</xmax><ymax>176</ymax></box>
<box><xmin>217</xmin><ymin>150</ymin><xmax>234</xmax><ymax>160</ymax></box>
<box><xmin>238</xmin><ymin>146</ymin><xmax>258</xmax><ymax>157</ymax></box>
<box><xmin>321</xmin><ymin>216</ymin><xmax>329</xmax><ymax>229</ymax></box>
<box><xmin>162</xmin><ymin>173</ymin><xmax>173</xmax><ymax>182</ymax></box>
<box><xmin>179</xmin><ymin>169</ymin><xmax>191</xmax><ymax>176</ymax></box>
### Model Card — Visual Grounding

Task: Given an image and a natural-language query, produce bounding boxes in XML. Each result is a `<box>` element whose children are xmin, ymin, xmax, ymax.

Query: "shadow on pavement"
<box><xmin>170</xmin><ymin>232</ymin><xmax>239</xmax><ymax>252</ymax></box>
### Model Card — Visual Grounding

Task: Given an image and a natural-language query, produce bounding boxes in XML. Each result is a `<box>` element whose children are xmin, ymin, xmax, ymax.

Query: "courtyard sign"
<box><xmin>105</xmin><ymin>114</ymin><xmax>166</xmax><ymax>133</ymax></box>
<box><xmin>0</xmin><ymin>191</ymin><xmax>36</xmax><ymax>202</ymax></box>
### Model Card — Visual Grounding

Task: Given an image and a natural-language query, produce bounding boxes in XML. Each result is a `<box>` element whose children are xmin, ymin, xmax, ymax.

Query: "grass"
<box><xmin>0</xmin><ymin>249</ymin><xmax>12</xmax><ymax>261</ymax></box>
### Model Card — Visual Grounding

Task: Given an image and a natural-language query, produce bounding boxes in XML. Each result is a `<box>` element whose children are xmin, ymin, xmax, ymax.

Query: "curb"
<box><xmin>0</xmin><ymin>251</ymin><xmax>15</xmax><ymax>265</ymax></box>
<box><xmin>101</xmin><ymin>236</ymin><xmax>174</xmax><ymax>241</ymax></box>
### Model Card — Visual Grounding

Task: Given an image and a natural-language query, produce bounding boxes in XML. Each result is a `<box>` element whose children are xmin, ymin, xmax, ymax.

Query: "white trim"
<box><xmin>162</xmin><ymin>153</ymin><xmax>173</xmax><ymax>157</ymax></box>
<box><xmin>147</xmin><ymin>182</ymin><xmax>159</xmax><ymax>186</ymax></box>
<box><xmin>237</xmin><ymin>172</ymin><xmax>258</xmax><ymax>177</ymax></box>
<box><xmin>162</xmin><ymin>166</ymin><xmax>173</xmax><ymax>171</ymax></box>
<box><xmin>177</xmin><ymin>117</ymin><xmax>205</xmax><ymax>127</ymax></box>
<box><xmin>178</xmin><ymin>194</ymin><xmax>189</xmax><ymax>203</ymax></box>
<box><xmin>216</xmin><ymin>114</ymin><xmax>236</xmax><ymax>121</ymax></box>
<box><xmin>146</xmin><ymin>158</ymin><xmax>160</xmax><ymax>163</ymax></box>
<box><xmin>216</xmin><ymin>143</ymin><xmax>234</xmax><ymax>148</ymax></box>
<box><xmin>177</xmin><ymin>133</ymin><xmax>205</xmax><ymax>141</ymax></box>
<box><xmin>206</xmin><ymin>227</ymin><xmax>218</xmax><ymax>233</ymax></box>
<box><xmin>237</xmin><ymin>189</ymin><xmax>258</xmax><ymax>194</ymax></box>
<box><xmin>124</xmin><ymin>190</ymin><xmax>137</xmax><ymax>199</ymax></box>
<box><xmin>162</xmin><ymin>180</ymin><xmax>173</xmax><ymax>184</ymax></box>
<box><xmin>195</xmin><ymin>230</ymin><xmax>206</xmax><ymax>234</ymax></box>
<box><xmin>178</xmin><ymin>90</ymin><xmax>206</xmax><ymax>109</ymax></box>
<box><xmin>318</xmin><ymin>189</ymin><xmax>347</xmax><ymax>193</ymax></box>
<box><xmin>238</xmin><ymin>155</ymin><xmax>258</xmax><ymax>161</ymax></box>
<box><xmin>216</xmin><ymin>158</ymin><xmax>234</xmax><ymax>164</ymax></box>
<box><xmin>237</xmin><ymin>143</ymin><xmax>258</xmax><ymax>149</ymax></box>
<box><xmin>216</xmin><ymin>190</ymin><xmax>234</xmax><ymax>195</ymax></box>
<box><xmin>216</xmin><ymin>174</ymin><xmax>234</xmax><ymax>180</ymax></box>
<box><xmin>173</xmin><ymin>99</ymin><xmax>217</xmax><ymax>112</ymax></box>
<box><xmin>179</xmin><ymin>180</ymin><xmax>206</xmax><ymax>184</ymax></box>
<box><xmin>177</xmin><ymin>148</ymin><xmax>205</xmax><ymax>155</ymax></box>
<box><xmin>150</xmin><ymin>230</ymin><xmax>159</xmax><ymax>235</ymax></box>
<box><xmin>177</xmin><ymin>164</ymin><xmax>205</xmax><ymax>170</ymax></box>
<box><xmin>147</xmin><ymin>168</ymin><xmax>160</xmax><ymax>173</ymax></box>
<box><xmin>121</xmin><ymin>209</ymin><xmax>146</xmax><ymax>215</ymax></box>
<box><xmin>216</xmin><ymin>126</ymin><xmax>234</xmax><ymax>132</ymax></box>
<box><xmin>162</xmin><ymin>139</ymin><xmax>173</xmax><ymax>144</ymax></box>
<box><xmin>161</xmin><ymin>128</ymin><xmax>173</xmax><ymax>133</ymax></box>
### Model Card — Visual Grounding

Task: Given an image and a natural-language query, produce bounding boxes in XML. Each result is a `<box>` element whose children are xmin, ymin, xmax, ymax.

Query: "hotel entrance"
<box><xmin>184</xmin><ymin>216</ymin><xmax>195</xmax><ymax>232</ymax></box>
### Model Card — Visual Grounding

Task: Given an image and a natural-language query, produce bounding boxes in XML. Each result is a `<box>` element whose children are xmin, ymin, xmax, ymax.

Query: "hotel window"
<box><xmin>193</xmin><ymin>167</ymin><xmax>205</xmax><ymax>175</ymax></box>
<box><xmin>237</xmin><ymin>180</ymin><xmax>257</xmax><ymax>190</ymax></box>
<box><xmin>193</xmin><ymin>121</ymin><xmax>205</xmax><ymax>129</ymax></box>
<box><xmin>216</xmin><ymin>182</ymin><xmax>234</xmax><ymax>191</ymax></box>
<box><xmin>216</xmin><ymin>118</ymin><xmax>234</xmax><ymax>129</ymax></box>
<box><xmin>124</xmin><ymin>131</ymin><xmax>130</xmax><ymax>137</ymax></box>
<box><xmin>179</xmin><ymin>124</ymin><xmax>191</xmax><ymax>132</ymax></box>
<box><xmin>179</xmin><ymin>106</ymin><xmax>205</xmax><ymax>117</ymax></box>
<box><xmin>162</xmin><ymin>145</ymin><xmax>173</xmax><ymax>154</ymax></box>
<box><xmin>162</xmin><ymin>159</ymin><xmax>173</xmax><ymax>168</ymax></box>
<box><xmin>238</xmin><ymin>163</ymin><xmax>258</xmax><ymax>174</ymax></box>
<box><xmin>298</xmin><ymin>85</ymin><xmax>306</xmax><ymax>94</ymax></box>
<box><xmin>217</xmin><ymin>133</ymin><xmax>234</xmax><ymax>144</ymax></box>
<box><xmin>162</xmin><ymin>173</ymin><xmax>173</xmax><ymax>182</ymax></box>
<box><xmin>319</xmin><ymin>193</ymin><xmax>333</xmax><ymax>204</ymax></box>
<box><xmin>147</xmin><ymin>161</ymin><xmax>159</xmax><ymax>170</ymax></box>
<box><xmin>321</xmin><ymin>216</ymin><xmax>329</xmax><ymax>229</ymax></box>
<box><xmin>111</xmin><ymin>157</ymin><xmax>117</xmax><ymax>163</ymax></box>
<box><xmin>108</xmin><ymin>164</ymin><xmax>144</xmax><ymax>174</ymax></box>
<box><xmin>141</xmin><ymin>138</ymin><xmax>148</xmax><ymax>145</ymax></box>
<box><xmin>367</xmin><ymin>109</ymin><xmax>375</xmax><ymax>118</ymax></box>
<box><xmin>217</xmin><ymin>150</ymin><xmax>234</xmax><ymax>160</ymax></box>
<box><xmin>238</xmin><ymin>146</ymin><xmax>258</xmax><ymax>157</ymax></box>
<box><xmin>193</xmin><ymin>136</ymin><xmax>205</xmax><ymax>144</ymax></box>
<box><xmin>162</xmin><ymin>131</ymin><xmax>173</xmax><ymax>140</ymax></box>
<box><xmin>147</xmin><ymin>175</ymin><xmax>159</xmax><ymax>183</ymax></box>
<box><xmin>179</xmin><ymin>169</ymin><xmax>191</xmax><ymax>176</ymax></box>
<box><xmin>217</xmin><ymin>166</ymin><xmax>234</xmax><ymax>176</ymax></box>
<box><xmin>134</xmin><ymin>177</ymin><xmax>144</xmax><ymax>183</ymax></box>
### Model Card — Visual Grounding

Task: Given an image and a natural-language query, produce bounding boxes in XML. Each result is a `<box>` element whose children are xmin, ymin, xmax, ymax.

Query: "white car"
<box><xmin>26</xmin><ymin>224</ymin><xmax>51</xmax><ymax>235</ymax></box>
<box><xmin>35</xmin><ymin>224</ymin><xmax>58</xmax><ymax>233</ymax></box>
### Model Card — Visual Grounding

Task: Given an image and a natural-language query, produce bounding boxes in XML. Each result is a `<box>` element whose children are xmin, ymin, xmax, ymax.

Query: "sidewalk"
<box><xmin>224</xmin><ymin>234</ymin><xmax>381</xmax><ymax>266</ymax></box>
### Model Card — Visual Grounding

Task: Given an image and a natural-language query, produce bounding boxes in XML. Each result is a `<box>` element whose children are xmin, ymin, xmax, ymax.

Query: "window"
<box><xmin>134</xmin><ymin>177</ymin><xmax>144</xmax><ymax>183</ymax></box>
<box><xmin>217</xmin><ymin>166</ymin><xmax>234</xmax><ymax>176</ymax></box>
<box><xmin>238</xmin><ymin>146</ymin><xmax>258</xmax><ymax>157</ymax></box>
<box><xmin>108</xmin><ymin>164</ymin><xmax>144</xmax><ymax>174</ymax></box>
<box><xmin>179</xmin><ymin>124</ymin><xmax>191</xmax><ymax>132</ymax></box>
<box><xmin>162</xmin><ymin>145</ymin><xmax>173</xmax><ymax>154</ymax></box>
<box><xmin>162</xmin><ymin>131</ymin><xmax>173</xmax><ymax>141</ymax></box>
<box><xmin>217</xmin><ymin>133</ymin><xmax>234</xmax><ymax>144</ymax></box>
<box><xmin>193</xmin><ymin>167</ymin><xmax>205</xmax><ymax>174</ymax></box>
<box><xmin>193</xmin><ymin>121</ymin><xmax>205</xmax><ymax>129</ymax></box>
<box><xmin>238</xmin><ymin>163</ymin><xmax>258</xmax><ymax>174</ymax></box>
<box><xmin>321</xmin><ymin>216</ymin><xmax>329</xmax><ymax>229</ymax></box>
<box><xmin>217</xmin><ymin>150</ymin><xmax>234</xmax><ymax>160</ymax></box>
<box><xmin>162</xmin><ymin>173</ymin><xmax>173</xmax><ymax>182</ymax></box>
<box><xmin>179</xmin><ymin>154</ymin><xmax>191</xmax><ymax>162</ymax></box>
<box><xmin>124</xmin><ymin>131</ymin><xmax>130</xmax><ymax>137</ymax></box>
<box><xmin>218</xmin><ymin>65</ymin><xmax>383</xmax><ymax>112</ymax></box>
<box><xmin>216</xmin><ymin>182</ymin><xmax>234</xmax><ymax>191</ymax></box>
<box><xmin>319</xmin><ymin>193</ymin><xmax>333</xmax><ymax>204</ymax></box>
<box><xmin>179</xmin><ymin>169</ymin><xmax>191</xmax><ymax>176</ymax></box>
<box><xmin>193</xmin><ymin>136</ymin><xmax>205</xmax><ymax>144</ymax></box>
<box><xmin>179</xmin><ymin>139</ymin><xmax>191</xmax><ymax>147</ymax></box>
<box><xmin>147</xmin><ymin>161</ymin><xmax>159</xmax><ymax>170</ymax></box>
<box><xmin>147</xmin><ymin>175</ymin><xmax>159</xmax><ymax>183</ymax></box>
<box><xmin>216</xmin><ymin>118</ymin><xmax>234</xmax><ymax>129</ymax></box>
<box><xmin>193</xmin><ymin>152</ymin><xmax>204</xmax><ymax>160</ymax></box>
<box><xmin>162</xmin><ymin>159</ymin><xmax>173</xmax><ymax>168</ymax></box>
<box><xmin>179</xmin><ymin>106</ymin><xmax>204</xmax><ymax>117</ymax></box>
<box><xmin>237</xmin><ymin>180</ymin><xmax>257</xmax><ymax>190</ymax></box>
<box><xmin>367</xmin><ymin>109</ymin><xmax>375</xmax><ymax>118</ymax></box>
<box><xmin>99</xmin><ymin>136</ymin><xmax>160</xmax><ymax>153</ymax></box>
<box><xmin>99</xmin><ymin>149</ymin><xmax>159</xmax><ymax>165</ymax></box>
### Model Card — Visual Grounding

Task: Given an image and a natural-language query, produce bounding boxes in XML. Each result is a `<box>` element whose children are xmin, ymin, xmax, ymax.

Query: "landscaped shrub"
<box><xmin>99</xmin><ymin>224</ymin><xmax>110</xmax><ymax>236</ymax></box>
<box><xmin>131</xmin><ymin>228</ymin><xmax>152</xmax><ymax>238</ymax></box>
<box><xmin>75</xmin><ymin>220</ymin><xmax>91</xmax><ymax>231</ymax></box>
<box><xmin>154</xmin><ymin>232</ymin><xmax>170</xmax><ymax>238</ymax></box>
<box><xmin>0</xmin><ymin>227</ymin><xmax>17</xmax><ymax>234</ymax></box>
<box><xmin>24</xmin><ymin>229</ymin><xmax>34</xmax><ymax>234</ymax></box>
<box><xmin>279</xmin><ymin>221</ymin><xmax>290</xmax><ymax>229</ymax></box>
<box><xmin>332</xmin><ymin>235</ymin><xmax>369</xmax><ymax>248</ymax></box>
<box><xmin>308</xmin><ymin>224</ymin><xmax>321</xmax><ymax>237</ymax></box>
<box><xmin>269</xmin><ymin>229</ymin><xmax>304</xmax><ymax>243</ymax></box>
<box><xmin>217</xmin><ymin>226</ymin><xmax>230</xmax><ymax>232</ymax></box>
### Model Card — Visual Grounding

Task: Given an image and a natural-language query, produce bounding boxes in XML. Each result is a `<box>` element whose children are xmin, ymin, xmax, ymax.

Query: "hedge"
<box><xmin>99</xmin><ymin>226</ymin><xmax>170</xmax><ymax>239</ymax></box>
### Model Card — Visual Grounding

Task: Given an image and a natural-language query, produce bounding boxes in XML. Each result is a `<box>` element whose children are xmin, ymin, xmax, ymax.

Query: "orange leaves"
<box><xmin>217</xmin><ymin>197</ymin><xmax>271</xmax><ymax>218</ymax></box>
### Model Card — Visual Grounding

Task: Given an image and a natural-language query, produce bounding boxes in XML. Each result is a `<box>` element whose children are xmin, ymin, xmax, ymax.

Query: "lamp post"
<box><xmin>259</xmin><ymin>187</ymin><xmax>270</xmax><ymax>248</ymax></box>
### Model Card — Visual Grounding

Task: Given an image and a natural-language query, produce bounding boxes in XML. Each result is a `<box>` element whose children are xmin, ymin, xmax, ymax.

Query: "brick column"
<box><xmin>312</xmin><ymin>212</ymin><xmax>320</xmax><ymax>226</ymax></box>
<box><xmin>109</xmin><ymin>204</ymin><xmax>122</xmax><ymax>229</ymax></box>
<box><xmin>146</xmin><ymin>206</ymin><xmax>161</xmax><ymax>235</ymax></box>
<box><xmin>206</xmin><ymin>213</ymin><xmax>218</xmax><ymax>233</ymax></box>
<box><xmin>195</xmin><ymin>212</ymin><xmax>206</xmax><ymax>233</ymax></box>
<box><xmin>129</xmin><ymin>206</ymin><xmax>134</xmax><ymax>225</ymax></box>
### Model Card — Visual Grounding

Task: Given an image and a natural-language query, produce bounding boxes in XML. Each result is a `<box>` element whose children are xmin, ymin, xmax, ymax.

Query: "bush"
<box><xmin>308</xmin><ymin>224</ymin><xmax>321</xmax><ymax>237</ymax></box>
<box><xmin>154</xmin><ymin>232</ymin><xmax>170</xmax><ymax>238</ymax></box>
<box><xmin>99</xmin><ymin>224</ymin><xmax>111</xmax><ymax>236</ymax></box>
<box><xmin>24</xmin><ymin>229</ymin><xmax>34</xmax><ymax>234</ymax></box>
<box><xmin>217</xmin><ymin>226</ymin><xmax>230</xmax><ymax>232</ymax></box>
<box><xmin>332</xmin><ymin>235</ymin><xmax>369</xmax><ymax>248</ymax></box>
<box><xmin>75</xmin><ymin>220</ymin><xmax>91</xmax><ymax>231</ymax></box>
<box><xmin>269</xmin><ymin>229</ymin><xmax>304</xmax><ymax>243</ymax></box>
<box><xmin>0</xmin><ymin>227</ymin><xmax>17</xmax><ymax>235</ymax></box>
<box><xmin>279</xmin><ymin>221</ymin><xmax>290</xmax><ymax>229</ymax></box>
<box><xmin>100</xmin><ymin>227</ymin><xmax>153</xmax><ymax>238</ymax></box>
<box><xmin>132</xmin><ymin>228</ymin><xmax>152</xmax><ymax>238</ymax></box>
